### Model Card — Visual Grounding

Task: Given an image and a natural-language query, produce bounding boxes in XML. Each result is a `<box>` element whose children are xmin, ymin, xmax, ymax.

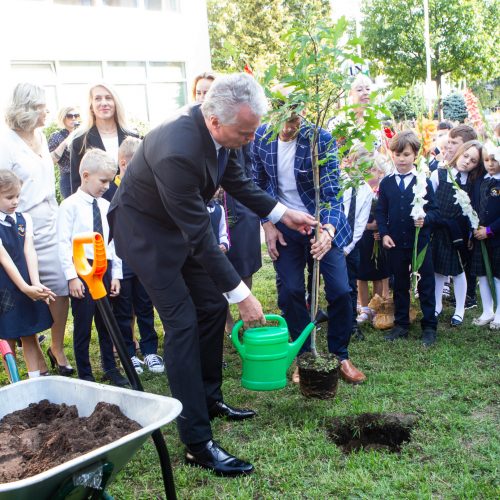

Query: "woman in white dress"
<box><xmin>0</xmin><ymin>83</ymin><xmax>73</xmax><ymax>375</ymax></box>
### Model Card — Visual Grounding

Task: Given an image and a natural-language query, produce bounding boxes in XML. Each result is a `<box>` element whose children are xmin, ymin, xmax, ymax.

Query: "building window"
<box><xmin>10</xmin><ymin>60</ymin><xmax>187</xmax><ymax>126</ymax></box>
<box><xmin>102</xmin><ymin>0</ymin><xmax>138</xmax><ymax>7</ymax></box>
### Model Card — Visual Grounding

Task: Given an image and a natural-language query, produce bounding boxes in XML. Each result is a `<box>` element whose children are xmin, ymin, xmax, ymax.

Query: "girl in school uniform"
<box><xmin>0</xmin><ymin>170</ymin><xmax>55</xmax><ymax>377</ymax></box>
<box><xmin>431</xmin><ymin>140</ymin><xmax>485</xmax><ymax>326</ymax></box>
<box><xmin>471</xmin><ymin>145</ymin><xmax>500</xmax><ymax>329</ymax></box>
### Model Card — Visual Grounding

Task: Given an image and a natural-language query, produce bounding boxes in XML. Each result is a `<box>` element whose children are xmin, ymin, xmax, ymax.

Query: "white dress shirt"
<box><xmin>0</xmin><ymin>211</ymin><xmax>33</xmax><ymax>246</ymax></box>
<box><xmin>342</xmin><ymin>181</ymin><xmax>374</xmax><ymax>255</ymax></box>
<box><xmin>430</xmin><ymin>167</ymin><xmax>468</xmax><ymax>192</ymax></box>
<box><xmin>57</xmin><ymin>188</ymin><xmax>122</xmax><ymax>281</ymax></box>
<box><xmin>390</xmin><ymin>167</ymin><xmax>417</xmax><ymax>189</ymax></box>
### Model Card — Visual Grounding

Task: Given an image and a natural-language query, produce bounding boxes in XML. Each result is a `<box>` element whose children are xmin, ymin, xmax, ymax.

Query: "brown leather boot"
<box><xmin>340</xmin><ymin>359</ymin><xmax>366</xmax><ymax>384</ymax></box>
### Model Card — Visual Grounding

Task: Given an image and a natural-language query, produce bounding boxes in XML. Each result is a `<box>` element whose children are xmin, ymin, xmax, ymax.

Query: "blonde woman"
<box><xmin>0</xmin><ymin>82</ymin><xmax>73</xmax><ymax>375</ymax></box>
<box><xmin>69</xmin><ymin>83</ymin><xmax>138</xmax><ymax>198</ymax></box>
<box><xmin>48</xmin><ymin>106</ymin><xmax>80</xmax><ymax>198</ymax></box>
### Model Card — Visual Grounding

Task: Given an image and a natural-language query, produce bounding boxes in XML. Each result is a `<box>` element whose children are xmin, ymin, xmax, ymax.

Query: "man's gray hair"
<box><xmin>201</xmin><ymin>73</ymin><xmax>268</xmax><ymax>125</ymax></box>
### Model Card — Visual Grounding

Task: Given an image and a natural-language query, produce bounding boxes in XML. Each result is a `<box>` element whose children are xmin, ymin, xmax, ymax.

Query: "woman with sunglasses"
<box><xmin>48</xmin><ymin>107</ymin><xmax>81</xmax><ymax>199</ymax></box>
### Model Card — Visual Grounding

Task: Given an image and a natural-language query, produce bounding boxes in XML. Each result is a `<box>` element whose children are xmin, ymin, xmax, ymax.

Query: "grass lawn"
<box><xmin>2</xmin><ymin>251</ymin><xmax>499</xmax><ymax>498</ymax></box>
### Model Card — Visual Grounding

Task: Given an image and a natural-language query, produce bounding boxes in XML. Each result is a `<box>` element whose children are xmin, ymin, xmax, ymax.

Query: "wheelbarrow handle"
<box><xmin>73</xmin><ymin>232</ymin><xmax>108</xmax><ymax>300</ymax></box>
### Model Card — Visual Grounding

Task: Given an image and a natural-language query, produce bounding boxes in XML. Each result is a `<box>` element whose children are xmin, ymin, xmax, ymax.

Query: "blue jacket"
<box><xmin>375</xmin><ymin>173</ymin><xmax>439</xmax><ymax>249</ymax></box>
<box><xmin>250</xmin><ymin>121</ymin><xmax>351</xmax><ymax>248</ymax></box>
<box><xmin>471</xmin><ymin>174</ymin><xmax>500</xmax><ymax>248</ymax></box>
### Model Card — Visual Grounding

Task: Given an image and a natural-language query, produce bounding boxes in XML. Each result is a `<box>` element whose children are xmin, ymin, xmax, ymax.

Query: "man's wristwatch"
<box><xmin>323</xmin><ymin>226</ymin><xmax>335</xmax><ymax>240</ymax></box>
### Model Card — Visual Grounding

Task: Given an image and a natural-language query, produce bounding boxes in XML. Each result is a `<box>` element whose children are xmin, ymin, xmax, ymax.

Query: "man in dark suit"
<box><xmin>108</xmin><ymin>73</ymin><xmax>316</xmax><ymax>476</ymax></box>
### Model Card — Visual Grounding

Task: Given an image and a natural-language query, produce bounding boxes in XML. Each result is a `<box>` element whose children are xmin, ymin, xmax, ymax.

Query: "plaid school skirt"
<box><xmin>432</xmin><ymin>228</ymin><xmax>465</xmax><ymax>276</ymax></box>
<box><xmin>470</xmin><ymin>239</ymin><xmax>500</xmax><ymax>279</ymax></box>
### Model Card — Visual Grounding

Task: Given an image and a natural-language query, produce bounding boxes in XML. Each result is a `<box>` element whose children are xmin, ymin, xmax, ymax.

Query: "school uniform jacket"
<box><xmin>375</xmin><ymin>173</ymin><xmax>439</xmax><ymax>249</ymax></box>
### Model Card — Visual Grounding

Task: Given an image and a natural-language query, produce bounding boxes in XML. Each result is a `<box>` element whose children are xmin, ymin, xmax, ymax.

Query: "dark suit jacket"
<box><xmin>108</xmin><ymin>104</ymin><xmax>277</xmax><ymax>293</ymax></box>
<box><xmin>375</xmin><ymin>174</ymin><xmax>439</xmax><ymax>249</ymax></box>
<box><xmin>69</xmin><ymin>125</ymin><xmax>138</xmax><ymax>198</ymax></box>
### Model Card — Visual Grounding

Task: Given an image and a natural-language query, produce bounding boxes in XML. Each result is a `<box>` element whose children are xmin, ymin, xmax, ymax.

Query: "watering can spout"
<box><xmin>287</xmin><ymin>323</ymin><xmax>314</xmax><ymax>365</ymax></box>
<box><xmin>287</xmin><ymin>309</ymin><xmax>329</xmax><ymax>366</ymax></box>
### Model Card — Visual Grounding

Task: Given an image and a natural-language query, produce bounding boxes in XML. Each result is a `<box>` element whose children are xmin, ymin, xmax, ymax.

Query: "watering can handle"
<box><xmin>73</xmin><ymin>232</ymin><xmax>108</xmax><ymax>300</ymax></box>
<box><xmin>232</xmin><ymin>314</ymin><xmax>287</xmax><ymax>354</ymax></box>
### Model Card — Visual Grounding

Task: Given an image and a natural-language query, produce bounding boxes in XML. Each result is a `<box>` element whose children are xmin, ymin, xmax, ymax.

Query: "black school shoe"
<box><xmin>422</xmin><ymin>328</ymin><xmax>437</xmax><ymax>347</ymax></box>
<box><xmin>102</xmin><ymin>368</ymin><xmax>130</xmax><ymax>387</ymax></box>
<box><xmin>384</xmin><ymin>325</ymin><xmax>409</xmax><ymax>341</ymax></box>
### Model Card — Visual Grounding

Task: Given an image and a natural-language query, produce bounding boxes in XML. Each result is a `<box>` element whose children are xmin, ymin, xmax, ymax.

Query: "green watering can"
<box><xmin>231</xmin><ymin>310</ymin><xmax>328</xmax><ymax>391</ymax></box>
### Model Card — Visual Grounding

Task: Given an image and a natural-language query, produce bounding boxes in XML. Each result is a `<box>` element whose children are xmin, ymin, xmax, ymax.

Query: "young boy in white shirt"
<box><xmin>58</xmin><ymin>148</ymin><xmax>127</xmax><ymax>386</ymax></box>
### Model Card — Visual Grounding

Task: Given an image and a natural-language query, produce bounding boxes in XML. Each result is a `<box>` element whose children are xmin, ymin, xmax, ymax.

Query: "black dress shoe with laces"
<box><xmin>185</xmin><ymin>440</ymin><xmax>254</xmax><ymax>476</ymax></box>
<box><xmin>208</xmin><ymin>401</ymin><xmax>256</xmax><ymax>421</ymax></box>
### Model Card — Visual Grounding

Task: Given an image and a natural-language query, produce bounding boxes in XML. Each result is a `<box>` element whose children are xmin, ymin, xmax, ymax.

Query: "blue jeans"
<box><xmin>60</xmin><ymin>171</ymin><xmax>71</xmax><ymax>199</ymax></box>
<box><xmin>274</xmin><ymin>222</ymin><xmax>352</xmax><ymax>360</ymax></box>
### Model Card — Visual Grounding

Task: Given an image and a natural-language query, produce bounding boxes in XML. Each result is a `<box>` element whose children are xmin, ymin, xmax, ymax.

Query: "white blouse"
<box><xmin>0</xmin><ymin>128</ymin><xmax>56</xmax><ymax>213</ymax></box>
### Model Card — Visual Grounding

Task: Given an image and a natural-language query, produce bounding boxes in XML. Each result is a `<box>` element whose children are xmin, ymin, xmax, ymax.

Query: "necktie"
<box><xmin>5</xmin><ymin>215</ymin><xmax>17</xmax><ymax>234</ymax></box>
<box><xmin>455</xmin><ymin>172</ymin><xmax>461</xmax><ymax>184</ymax></box>
<box><xmin>92</xmin><ymin>199</ymin><xmax>103</xmax><ymax>235</ymax></box>
<box><xmin>398</xmin><ymin>173</ymin><xmax>410</xmax><ymax>192</ymax></box>
<box><xmin>347</xmin><ymin>189</ymin><xmax>357</xmax><ymax>244</ymax></box>
<box><xmin>217</xmin><ymin>147</ymin><xmax>228</xmax><ymax>186</ymax></box>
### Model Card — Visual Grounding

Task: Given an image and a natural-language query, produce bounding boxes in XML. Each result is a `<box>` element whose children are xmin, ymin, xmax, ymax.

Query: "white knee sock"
<box><xmin>494</xmin><ymin>278</ymin><xmax>500</xmax><ymax>323</ymax></box>
<box><xmin>453</xmin><ymin>272</ymin><xmax>467</xmax><ymax>319</ymax></box>
<box><xmin>434</xmin><ymin>273</ymin><xmax>446</xmax><ymax>315</ymax></box>
<box><xmin>478</xmin><ymin>276</ymin><xmax>494</xmax><ymax>319</ymax></box>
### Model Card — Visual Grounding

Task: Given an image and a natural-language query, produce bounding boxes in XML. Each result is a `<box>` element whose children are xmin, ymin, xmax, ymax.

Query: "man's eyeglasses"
<box><xmin>66</xmin><ymin>113</ymin><xmax>80</xmax><ymax>119</ymax></box>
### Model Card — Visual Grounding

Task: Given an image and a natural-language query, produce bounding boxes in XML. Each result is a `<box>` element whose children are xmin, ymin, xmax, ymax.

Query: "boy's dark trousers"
<box><xmin>112</xmin><ymin>275</ymin><xmax>158</xmax><ymax>357</ymax></box>
<box><xmin>71</xmin><ymin>264</ymin><xmax>117</xmax><ymax>379</ymax></box>
<box><xmin>345</xmin><ymin>246</ymin><xmax>360</xmax><ymax>331</ymax></box>
<box><xmin>389</xmin><ymin>247</ymin><xmax>437</xmax><ymax>331</ymax></box>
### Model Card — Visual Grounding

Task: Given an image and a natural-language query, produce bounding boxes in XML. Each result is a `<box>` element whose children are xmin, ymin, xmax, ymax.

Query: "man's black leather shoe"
<box><xmin>102</xmin><ymin>368</ymin><xmax>130</xmax><ymax>387</ymax></box>
<box><xmin>185</xmin><ymin>440</ymin><xmax>254</xmax><ymax>476</ymax></box>
<box><xmin>208</xmin><ymin>401</ymin><xmax>256</xmax><ymax>421</ymax></box>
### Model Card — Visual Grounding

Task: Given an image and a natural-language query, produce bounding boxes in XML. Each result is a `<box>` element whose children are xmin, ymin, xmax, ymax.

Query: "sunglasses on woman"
<box><xmin>66</xmin><ymin>113</ymin><xmax>80</xmax><ymax>119</ymax></box>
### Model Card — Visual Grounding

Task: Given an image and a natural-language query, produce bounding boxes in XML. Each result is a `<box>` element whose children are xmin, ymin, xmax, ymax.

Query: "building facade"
<box><xmin>0</xmin><ymin>0</ymin><xmax>211</xmax><ymax>128</ymax></box>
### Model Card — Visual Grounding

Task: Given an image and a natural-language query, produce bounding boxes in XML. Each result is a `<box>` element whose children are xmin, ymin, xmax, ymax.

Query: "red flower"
<box><xmin>244</xmin><ymin>64</ymin><xmax>254</xmax><ymax>76</ymax></box>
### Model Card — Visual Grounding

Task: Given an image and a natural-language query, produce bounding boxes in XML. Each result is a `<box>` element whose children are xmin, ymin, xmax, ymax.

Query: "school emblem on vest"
<box><xmin>17</xmin><ymin>224</ymin><xmax>25</xmax><ymax>237</ymax></box>
<box><xmin>490</xmin><ymin>187</ymin><xmax>500</xmax><ymax>198</ymax></box>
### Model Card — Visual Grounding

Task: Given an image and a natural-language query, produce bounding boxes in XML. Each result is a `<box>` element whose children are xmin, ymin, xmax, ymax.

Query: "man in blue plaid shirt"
<box><xmin>251</xmin><ymin>111</ymin><xmax>366</xmax><ymax>384</ymax></box>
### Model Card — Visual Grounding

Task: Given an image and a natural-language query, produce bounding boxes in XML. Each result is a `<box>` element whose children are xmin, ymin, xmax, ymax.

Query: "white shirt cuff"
<box><xmin>344</xmin><ymin>242</ymin><xmax>354</xmax><ymax>255</ymax></box>
<box><xmin>64</xmin><ymin>268</ymin><xmax>78</xmax><ymax>281</ymax></box>
<box><xmin>223</xmin><ymin>281</ymin><xmax>251</xmax><ymax>304</ymax></box>
<box><xmin>267</xmin><ymin>202</ymin><xmax>287</xmax><ymax>224</ymax></box>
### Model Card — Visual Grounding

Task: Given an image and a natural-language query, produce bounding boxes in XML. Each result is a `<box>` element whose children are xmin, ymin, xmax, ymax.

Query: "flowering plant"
<box><xmin>464</xmin><ymin>88</ymin><xmax>483</xmax><ymax>132</ymax></box>
<box><xmin>415</xmin><ymin>118</ymin><xmax>437</xmax><ymax>157</ymax></box>
<box><xmin>410</xmin><ymin>156</ymin><xmax>429</xmax><ymax>293</ymax></box>
<box><xmin>447</xmin><ymin>168</ymin><xmax>495</xmax><ymax>303</ymax></box>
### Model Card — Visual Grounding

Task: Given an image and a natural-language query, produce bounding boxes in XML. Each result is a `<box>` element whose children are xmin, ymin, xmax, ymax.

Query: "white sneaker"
<box><xmin>144</xmin><ymin>354</ymin><xmax>165</xmax><ymax>374</ymax></box>
<box><xmin>131</xmin><ymin>356</ymin><xmax>144</xmax><ymax>374</ymax></box>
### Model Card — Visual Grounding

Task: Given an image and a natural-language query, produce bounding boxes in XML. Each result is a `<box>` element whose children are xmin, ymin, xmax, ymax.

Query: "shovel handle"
<box><xmin>73</xmin><ymin>232</ymin><xmax>107</xmax><ymax>300</ymax></box>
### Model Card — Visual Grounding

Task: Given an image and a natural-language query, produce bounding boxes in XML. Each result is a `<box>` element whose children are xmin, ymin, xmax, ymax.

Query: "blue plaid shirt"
<box><xmin>251</xmin><ymin>122</ymin><xmax>351</xmax><ymax>248</ymax></box>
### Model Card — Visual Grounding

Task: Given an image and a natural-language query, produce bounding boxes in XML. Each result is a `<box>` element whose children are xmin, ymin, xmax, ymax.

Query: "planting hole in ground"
<box><xmin>327</xmin><ymin>413</ymin><xmax>417</xmax><ymax>453</ymax></box>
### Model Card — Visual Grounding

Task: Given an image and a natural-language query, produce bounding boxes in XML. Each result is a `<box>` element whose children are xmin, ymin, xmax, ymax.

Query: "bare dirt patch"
<box><xmin>327</xmin><ymin>413</ymin><xmax>417</xmax><ymax>453</ymax></box>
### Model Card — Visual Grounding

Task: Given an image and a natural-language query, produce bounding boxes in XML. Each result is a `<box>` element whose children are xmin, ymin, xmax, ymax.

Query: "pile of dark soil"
<box><xmin>0</xmin><ymin>399</ymin><xmax>141</xmax><ymax>483</ymax></box>
<box><xmin>327</xmin><ymin>412</ymin><xmax>417</xmax><ymax>453</ymax></box>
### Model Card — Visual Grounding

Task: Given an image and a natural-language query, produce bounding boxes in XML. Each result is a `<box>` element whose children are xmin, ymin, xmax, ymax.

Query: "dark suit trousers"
<box><xmin>275</xmin><ymin>223</ymin><xmax>352</xmax><ymax>360</ymax></box>
<box><xmin>388</xmin><ymin>247</ymin><xmax>437</xmax><ymax>330</ymax></box>
<box><xmin>112</xmin><ymin>276</ymin><xmax>158</xmax><ymax>357</ymax></box>
<box><xmin>71</xmin><ymin>266</ymin><xmax>117</xmax><ymax>379</ymax></box>
<box><xmin>142</xmin><ymin>256</ymin><xmax>228</xmax><ymax>445</ymax></box>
